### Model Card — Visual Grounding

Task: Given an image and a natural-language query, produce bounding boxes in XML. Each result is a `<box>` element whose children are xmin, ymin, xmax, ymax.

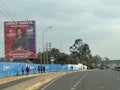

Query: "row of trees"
<box><xmin>69</xmin><ymin>39</ymin><xmax>102</xmax><ymax>68</ymax></box>
<box><xmin>36</xmin><ymin>48</ymin><xmax>71</xmax><ymax>64</ymax></box>
<box><xmin>35</xmin><ymin>39</ymin><xmax>105</xmax><ymax>69</ymax></box>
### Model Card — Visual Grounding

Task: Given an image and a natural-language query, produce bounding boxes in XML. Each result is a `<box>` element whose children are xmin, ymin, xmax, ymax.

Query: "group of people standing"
<box><xmin>37</xmin><ymin>65</ymin><xmax>46</xmax><ymax>74</ymax></box>
<box><xmin>21</xmin><ymin>65</ymin><xmax>30</xmax><ymax>75</ymax></box>
<box><xmin>21</xmin><ymin>65</ymin><xmax>46</xmax><ymax>75</ymax></box>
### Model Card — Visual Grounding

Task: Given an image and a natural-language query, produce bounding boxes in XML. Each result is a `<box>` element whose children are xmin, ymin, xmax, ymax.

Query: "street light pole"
<box><xmin>42</xmin><ymin>26</ymin><xmax>52</xmax><ymax>64</ymax></box>
<box><xmin>38</xmin><ymin>49</ymin><xmax>42</xmax><ymax>64</ymax></box>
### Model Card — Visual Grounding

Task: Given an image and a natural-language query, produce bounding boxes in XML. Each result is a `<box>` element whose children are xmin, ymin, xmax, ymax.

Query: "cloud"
<box><xmin>1</xmin><ymin>0</ymin><xmax>120</xmax><ymax>59</ymax></box>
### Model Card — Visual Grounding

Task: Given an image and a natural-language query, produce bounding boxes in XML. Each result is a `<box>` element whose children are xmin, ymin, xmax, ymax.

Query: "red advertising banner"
<box><xmin>4</xmin><ymin>21</ymin><xmax>36</xmax><ymax>59</ymax></box>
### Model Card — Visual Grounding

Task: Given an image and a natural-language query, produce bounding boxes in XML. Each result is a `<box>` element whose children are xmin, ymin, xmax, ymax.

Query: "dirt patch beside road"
<box><xmin>26</xmin><ymin>71</ymin><xmax>68</xmax><ymax>90</ymax></box>
<box><xmin>0</xmin><ymin>73</ymin><xmax>41</xmax><ymax>85</ymax></box>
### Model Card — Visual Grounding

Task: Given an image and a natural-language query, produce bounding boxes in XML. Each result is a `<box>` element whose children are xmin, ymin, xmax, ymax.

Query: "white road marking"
<box><xmin>71</xmin><ymin>73</ymin><xmax>88</xmax><ymax>90</ymax></box>
<box><xmin>40</xmin><ymin>77</ymin><xmax>62</xmax><ymax>90</ymax></box>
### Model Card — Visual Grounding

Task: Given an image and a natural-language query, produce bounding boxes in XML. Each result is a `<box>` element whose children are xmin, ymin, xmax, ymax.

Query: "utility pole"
<box><xmin>42</xmin><ymin>26</ymin><xmax>52</xmax><ymax>64</ymax></box>
<box><xmin>46</xmin><ymin>43</ymin><xmax>51</xmax><ymax>64</ymax></box>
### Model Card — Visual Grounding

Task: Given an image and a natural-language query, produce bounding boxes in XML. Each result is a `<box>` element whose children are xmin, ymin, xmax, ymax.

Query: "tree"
<box><xmin>70</xmin><ymin>39</ymin><xmax>91</xmax><ymax>65</ymax></box>
<box><xmin>37</xmin><ymin>52</ymin><xmax>43</xmax><ymax>64</ymax></box>
<box><xmin>56</xmin><ymin>53</ymin><xmax>70</xmax><ymax>64</ymax></box>
<box><xmin>104</xmin><ymin>57</ymin><xmax>110</xmax><ymax>64</ymax></box>
<box><xmin>50</xmin><ymin>48</ymin><xmax>72</xmax><ymax>64</ymax></box>
<box><xmin>88</xmin><ymin>55</ymin><xmax>102</xmax><ymax>69</ymax></box>
<box><xmin>100</xmin><ymin>57</ymin><xmax>110</xmax><ymax>69</ymax></box>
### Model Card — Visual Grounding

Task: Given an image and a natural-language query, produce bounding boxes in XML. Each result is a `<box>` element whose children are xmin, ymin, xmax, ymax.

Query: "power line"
<box><xmin>0</xmin><ymin>15</ymin><xmax>6</xmax><ymax>21</ymax></box>
<box><xmin>1</xmin><ymin>0</ymin><xmax>17</xmax><ymax>20</ymax></box>
<box><xmin>0</xmin><ymin>0</ymin><xmax>18</xmax><ymax>58</ymax></box>
<box><xmin>0</xmin><ymin>0</ymin><xmax>17</xmax><ymax>20</ymax></box>
<box><xmin>0</xmin><ymin>2</ymin><xmax>10</xmax><ymax>19</ymax></box>
<box><xmin>0</xmin><ymin>8</ymin><xmax>9</xmax><ymax>20</ymax></box>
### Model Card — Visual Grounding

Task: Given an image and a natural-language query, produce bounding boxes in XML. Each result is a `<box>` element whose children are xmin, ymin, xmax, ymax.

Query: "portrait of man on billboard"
<box><xmin>12</xmin><ymin>27</ymin><xmax>27</xmax><ymax>50</ymax></box>
<box><xmin>4</xmin><ymin>21</ymin><xmax>36</xmax><ymax>59</ymax></box>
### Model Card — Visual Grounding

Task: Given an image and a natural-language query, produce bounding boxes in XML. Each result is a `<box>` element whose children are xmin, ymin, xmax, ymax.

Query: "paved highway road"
<box><xmin>38</xmin><ymin>70</ymin><xmax>120</xmax><ymax>90</ymax></box>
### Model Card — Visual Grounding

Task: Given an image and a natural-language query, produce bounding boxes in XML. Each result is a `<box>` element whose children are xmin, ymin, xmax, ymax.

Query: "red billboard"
<box><xmin>4</xmin><ymin>21</ymin><xmax>36</xmax><ymax>59</ymax></box>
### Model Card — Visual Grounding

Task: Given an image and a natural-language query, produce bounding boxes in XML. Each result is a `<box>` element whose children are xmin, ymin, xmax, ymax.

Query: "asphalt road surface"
<box><xmin>38</xmin><ymin>70</ymin><xmax>120</xmax><ymax>90</ymax></box>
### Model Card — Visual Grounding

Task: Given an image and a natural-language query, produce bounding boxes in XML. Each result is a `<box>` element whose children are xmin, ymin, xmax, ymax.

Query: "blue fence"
<box><xmin>0</xmin><ymin>62</ymin><xmax>69</xmax><ymax>78</ymax></box>
<box><xmin>0</xmin><ymin>62</ymin><xmax>87</xmax><ymax>78</ymax></box>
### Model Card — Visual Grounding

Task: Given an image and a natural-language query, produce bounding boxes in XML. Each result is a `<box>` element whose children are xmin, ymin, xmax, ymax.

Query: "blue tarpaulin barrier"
<box><xmin>0</xmin><ymin>62</ymin><xmax>87</xmax><ymax>78</ymax></box>
<box><xmin>0</xmin><ymin>62</ymin><xmax>69</xmax><ymax>78</ymax></box>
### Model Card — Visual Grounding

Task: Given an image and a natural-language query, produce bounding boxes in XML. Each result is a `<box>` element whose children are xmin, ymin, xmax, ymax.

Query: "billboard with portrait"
<box><xmin>4</xmin><ymin>21</ymin><xmax>36</xmax><ymax>59</ymax></box>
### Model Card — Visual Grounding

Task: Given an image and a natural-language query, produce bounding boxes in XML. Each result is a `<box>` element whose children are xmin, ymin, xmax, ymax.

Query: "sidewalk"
<box><xmin>1</xmin><ymin>71</ymin><xmax>74</xmax><ymax>90</ymax></box>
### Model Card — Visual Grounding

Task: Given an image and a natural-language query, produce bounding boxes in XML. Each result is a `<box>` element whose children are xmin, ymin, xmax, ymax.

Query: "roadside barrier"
<box><xmin>0</xmin><ymin>62</ymin><xmax>87</xmax><ymax>78</ymax></box>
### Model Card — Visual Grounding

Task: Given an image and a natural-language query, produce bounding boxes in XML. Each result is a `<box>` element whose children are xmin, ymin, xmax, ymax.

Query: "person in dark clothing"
<box><xmin>71</xmin><ymin>66</ymin><xmax>73</xmax><ymax>70</ymax></box>
<box><xmin>43</xmin><ymin>66</ymin><xmax>46</xmax><ymax>73</ymax></box>
<box><xmin>40</xmin><ymin>65</ymin><xmax>43</xmax><ymax>74</ymax></box>
<box><xmin>21</xmin><ymin>66</ymin><xmax>24</xmax><ymax>75</ymax></box>
<box><xmin>37</xmin><ymin>65</ymin><xmax>40</xmax><ymax>73</ymax></box>
<box><xmin>26</xmin><ymin>65</ymin><xmax>30</xmax><ymax>75</ymax></box>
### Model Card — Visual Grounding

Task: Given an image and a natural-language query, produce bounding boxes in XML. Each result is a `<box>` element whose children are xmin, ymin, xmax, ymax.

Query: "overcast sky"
<box><xmin>0</xmin><ymin>0</ymin><xmax>120</xmax><ymax>60</ymax></box>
